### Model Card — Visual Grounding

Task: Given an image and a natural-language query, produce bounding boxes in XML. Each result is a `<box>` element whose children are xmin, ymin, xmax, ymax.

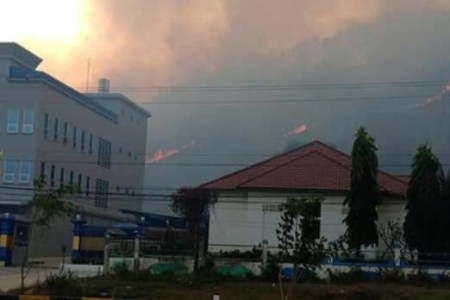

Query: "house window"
<box><xmin>50</xmin><ymin>165</ymin><xmax>55</xmax><ymax>187</ymax></box>
<box><xmin>311</xmin><ymin>201</ymin><xmax>321</xmax><ymax>240</ymax></box>
<box><xmin>88</xmin><ymin>134</ymin><xmax>93</xmax><ymax>155</ymax></box>
<box><xmin>59</xmin><ymin>168</ymin><xmax>65</xmax><ymax>188</ymax></box>
<box><xmin>3</xmin><ymin>159</ymin><xmax>16</xmax><ymax>183</ymax></box>
<box><xmin>63</xmin><ymin>122</ymin><xmax>68</xmax><ymax>144</ymax></box>
<box><xmin>95</xmin><ymin>178</ymin><xmax>109</xmax><ymax>208</ymax></box>
<box><xmin>40</xmin><ymin>161</ymin><xmax>45</xmax><ymax>178</ymax></box>
<box><xmin>7</xmin><ymin>108</ymin><xmax>19</xmax><ymax>133</ymax></box>
<box><xmin>43</xmin><ymin>113</ymin><xmax>49</xmax><ymax>138</ymax></box>
<box><xmin>262</xmin><ymin>204</ymin><xmax>282</xmax><ymax>212</ymax></box>
<box><xmin>69</xmin><ymin>171</ymin><xmax>74</xmax><ymax>185</ymax></box>
<box><xmin>19</xmin><ymin>160</ymin><xmax>31</xmax><ymax>183</ymax></box>
<box><xmin>53</xmin><ymin>118</ymin><xmax>59</xmax><ymax>142</ymax></box>
<box><xmin>22</xmin><ymin>109</ymin><xmax>35</xmax><ymax>134</ymax></box>
<box><xmin>86</xmin><ymin>176</ymin><xmax>90</xmax><ymax>197</ymax></box>
<box><xmin>72</xmin><ymin>127</ymin><xmax>77</xmax><ymax>148</ymax></box>
<box><xmin>81</xmin><ymin>130</ymin><xmax>86</xmax><ymax>152</ymax></box>
<box><xmin>97</xmin><ymin>138</ymin><xmax>112</xmax><ymax>169</ymax></box>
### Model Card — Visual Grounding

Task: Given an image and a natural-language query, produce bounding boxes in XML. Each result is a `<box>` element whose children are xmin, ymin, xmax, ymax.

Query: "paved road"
<box><xmin>0</xmin><ymin>267</ymin><xmax>60</xmax><ymax>292</ymax></box>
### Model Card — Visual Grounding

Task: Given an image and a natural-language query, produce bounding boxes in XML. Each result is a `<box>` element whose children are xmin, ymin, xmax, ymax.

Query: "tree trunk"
<box><xmin>193</xmin><ymin>231</ymin><xmax>200</xmax><ymax>272</ymax></box>
<box><xmin>20</xmin><ymin>224</ymin><xmax>34</xmax><ymax>292</ymax></box>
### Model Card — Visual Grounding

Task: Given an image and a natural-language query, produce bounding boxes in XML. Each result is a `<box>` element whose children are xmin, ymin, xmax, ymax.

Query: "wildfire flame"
<box><xmin>415</xmin><ymin>82</ymin><xmax>450</xmax><ymax>108</ymax></box>
<box><xmin>146</xmin><ymin>139</ymin><xmax>200</xmax><ymax>164</ymax></box>
<box><xmin>146</xmin><ymin>149</ymin><xmax>180</xmax><ymax>164</ymax></box>
<box><xmin>284</xmin><ymin>124</ymin><xmax>313</xmax><ymax>137</ymax></box>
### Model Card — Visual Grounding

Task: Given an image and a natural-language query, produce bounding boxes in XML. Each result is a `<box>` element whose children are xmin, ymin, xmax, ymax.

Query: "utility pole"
<box><xmin>85</xmin><ymin>57</ymin><xmax>91</xmax><ymax>93</ymax></box>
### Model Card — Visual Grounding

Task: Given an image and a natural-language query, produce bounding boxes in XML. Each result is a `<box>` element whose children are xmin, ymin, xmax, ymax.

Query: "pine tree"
<box><xmin>404</xmin><ymin>145</ymin><xmax>442</xmax><ymax>253</ymax></box>
<box><xmin>344</xmin><ymin>127</ymin><xmax>380</xmax><ymax>249</ymax></box>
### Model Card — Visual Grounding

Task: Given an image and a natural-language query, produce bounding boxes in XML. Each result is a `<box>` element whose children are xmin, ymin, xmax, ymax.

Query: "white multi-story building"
<box><xmin>0</xmin><ymin>42</ymin><xmax>150</xmax><ymax>260</ymax></box>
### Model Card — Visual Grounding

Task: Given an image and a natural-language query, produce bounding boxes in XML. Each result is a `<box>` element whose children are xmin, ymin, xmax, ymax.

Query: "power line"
<box><xmin>0</xmin><ymin>158</ymin><xmax>431</xmax><ymax>167</ymax></box>
<box><xmin>5</xmin><ymin>148</ymin><xmax>450</xmax><ymax>157</ymax></box>
<box><xmin>12</xmin><ymin>94</ymin><xmax>450</xmax><ymax>105</ymax></box>
<box><xmin>77</xmin><ymin>80</ymin><xmax>448</xmax><ymax>93</ymax></box>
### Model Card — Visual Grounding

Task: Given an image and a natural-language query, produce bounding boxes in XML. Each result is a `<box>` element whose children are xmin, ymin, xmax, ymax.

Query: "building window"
<box><xmin>134</xmin><ymin>155</ymin><xmax>138</xmax><ymax>161</ymax></box>
<box><xmin>19</xmin><ymin>160</ymin><xmax>31</xmax><ymax>183</ymax></box>
<box><xmin>95</xmin><ymin>179</ymin><xmax>109</xmax><ymax>208</ymax></box>
<box><xmin>97</xmin><ymin>138</ymin><xmax>112</xmax><ymax>169</ymax></box>
<box><xmin>63</xmin><ymin>122</ymin><xmax>68</xmax><ymax>144</ymax></box>
<box><xmin>78</xmin><ymin>173</ymin><xmax>82</xmax><ymax>191</ymax></box>
<box><xmin>311</xmin><ymin>201</ymin><xmax>321</xmax><ymax>240</ymax></box>
<box><xmin>59</xmin><ymin>168</ymin><xmax>65</xmax><ymax>188</ymax></box>
<box><xmin>88</xmin><ymin>134</ymin><xmax>93</xmax><ymax>155</ymax></box>
<box><xmin>7</xmin><ymin>108</ymin><xmax>19</xmax><ymax>133</ymax></box>
<box><xmin>53</xmin><ymin>118</ymin><xmax>59</xmax><ymax>142</ymax></box>
<box><xmin>43</xmin><ymin>113</ymin><xmax>49</xmax><ymax>138</ymax></box>
<box><xmin>22</xmin><ymin>109</ymin><xmax>35</xmax><ymax>134</ymax></box>
<box><xmin>81</xmin><ymin>130</ymin><xmax>86</xmax><ymax>152</ymax></box>
<box><xmin>127</xmin><ymin>151</ymin><xmax>131</xmax><ymax>158</ymax></box>
<box><xmin>72</xmin><ymin>127</ymin><xmax>77</xmax><ymax>148</ymax></box>
<box><xmin>119</xmin><ymin>147</ymin><xmax>123</xmax><ymax>154</ymax></box>
<box><xmin>3</xmin><ymin>159</ymin><xmax>16</xmax><ymax>183</ymax></box>
<box><xmin>50</xmin><ymin>165</ymin><xmax>55</xmax><ymax>187</ymax></box>
<box><xmin>86</xmin><ymin>176</ymin><xmax>90</xmax><ymax>197</ymax></box>
<box><xmin>69</xmin><ymin>171</ymin><xmax>74</xmax><ymax>185</ymax></box>
<box><xmin>40</xmin><ymin>161</ymin><xmax>45</xmax><ymax>178</ymax></box>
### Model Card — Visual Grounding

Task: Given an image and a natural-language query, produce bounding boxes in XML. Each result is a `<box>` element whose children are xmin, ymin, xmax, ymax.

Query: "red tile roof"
<box><xmin>200</xmin><ymin>141</ymin><xmax>407</xmax><ymax>197</ymax></box>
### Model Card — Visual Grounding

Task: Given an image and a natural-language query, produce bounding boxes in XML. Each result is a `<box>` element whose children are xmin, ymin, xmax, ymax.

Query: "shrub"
<box><xmin>112</xmin><ymin>261</ymin><xmax>130</xmax><ymax>276</ymax></box>
<box><xmin>44</xmin><ymin>272</ymin><xmax>82</xmax><ymax>296</ymax></box>
<box><xmin>327</xmin><ymin>268</ymin><xmax>364</xmax><ymax>283</ymax></box>
<box><xmin>261</xmin><ymin>257</ymin><xmax>279</xmax><ymax>281</ymax></box>
<box><xmin>377</xmin><ymin>268</ymin><xmax>405</xmax><ymax>282</ymax></box>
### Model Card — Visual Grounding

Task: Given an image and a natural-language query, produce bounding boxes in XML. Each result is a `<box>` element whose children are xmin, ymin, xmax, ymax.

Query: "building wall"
<box><xmin>0</xmin><ymin>44</ymin><xmax>150</xmax><ymax>214</ymax></box>
<box><xmin>208</xmin><ymin>191</ymin><xmax>407</xmax><ymax>253</ymax></box>
<box><xmin>0</xmin><ymin>43</ymin><xmax>150</xmax><ymax>260</ymax></box>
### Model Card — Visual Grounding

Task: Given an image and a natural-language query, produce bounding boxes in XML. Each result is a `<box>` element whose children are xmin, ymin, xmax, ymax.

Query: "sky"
<box><xmin>2</xmin><ymin>1</ymin><xmax>450</xmax><ymax>213</ymax></box>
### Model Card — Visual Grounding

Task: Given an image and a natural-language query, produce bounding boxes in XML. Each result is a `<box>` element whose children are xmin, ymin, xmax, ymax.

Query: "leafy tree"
<box><xmin>171</xmin><ymin>187</ymin><xmax>213</xmax><ymax>272</ymax></box>
<box><xmin>276</xmin><ymin>195</ymin><xmax>327</xmax><ymax>300</ymax></box>
<box><xmin>344</xmin><ymin>127</ymin><xmax>380</xmax><ymax>249</ymax></box>
<box><xmin>378</xmin><ymin>219</ymin><xmax>414</xmax><ymax>263</ymax></box>
<box><xmin>21</xmin><ymin>176</ymin><xmax>76</xmax><ymax>291</ymax></box>
<box><xmin>404</xmin><ymin>145</ymin><xmax>443</xmax><ymax>253</ymax></box>
<box><xmin>439</xmin><ymin>170</ymin><xmax>450</xmax><ymax>252</ymax></box>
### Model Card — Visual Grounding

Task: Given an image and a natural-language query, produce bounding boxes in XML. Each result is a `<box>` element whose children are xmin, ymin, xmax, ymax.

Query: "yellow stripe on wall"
<box><xmin>0</xmin><ymin>234</ymin><xmax>11</xmax><ymax>248</ymax></box>
<box><xmin>72</xmin><ymin>236</ymin><xmax>80</xmax><ymax>251</ymax></box>
<box><xmin>80</xmin><ymin>237</ymin><xmax>105</xmax><ymax>251</ymax></box>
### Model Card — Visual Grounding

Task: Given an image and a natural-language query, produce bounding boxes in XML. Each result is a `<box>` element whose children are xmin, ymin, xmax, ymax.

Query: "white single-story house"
<box><xmin>200</xmin><ymin>141</ymin><xmax>408</xmax><ymax>254</ymax></box>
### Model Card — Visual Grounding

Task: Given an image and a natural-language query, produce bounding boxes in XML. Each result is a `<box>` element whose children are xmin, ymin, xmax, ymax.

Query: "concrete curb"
<box><xmin>0</xmin><ymin>295</ymin><xmax>113</xmax><ymax>300</ymax></box>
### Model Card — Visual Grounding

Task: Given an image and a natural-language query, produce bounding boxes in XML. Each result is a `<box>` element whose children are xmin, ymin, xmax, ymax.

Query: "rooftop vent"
<box><xmin>98</xmin><ymin>78</ymin><xmax>110</xmax><ymax>93</ymax></box>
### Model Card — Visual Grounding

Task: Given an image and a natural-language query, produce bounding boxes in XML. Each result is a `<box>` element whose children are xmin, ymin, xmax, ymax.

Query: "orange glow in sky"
<box><xmin>0</xmin><ymin>0</ymin><xmax>85</xmax><ymax>42</ymax></box>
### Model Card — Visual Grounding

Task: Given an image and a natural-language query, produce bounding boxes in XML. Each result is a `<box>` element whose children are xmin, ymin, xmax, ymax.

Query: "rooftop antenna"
<box><xmin>85</xmin><ymin>57</ymin><xmax>91</xmax><ymax>92</ymax></box>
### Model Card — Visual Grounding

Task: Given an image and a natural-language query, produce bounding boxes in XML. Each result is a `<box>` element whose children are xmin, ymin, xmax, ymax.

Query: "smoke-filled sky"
<box><xmin>2</xmin><ymin>1</ymin><xmax>450</xmax><ymax>213</ymax></box>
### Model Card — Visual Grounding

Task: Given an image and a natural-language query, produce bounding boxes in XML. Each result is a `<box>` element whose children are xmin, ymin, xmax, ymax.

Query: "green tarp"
<box><xmin>216</xmin><ymin>265</ymin><xmax>250</xmax><ymax>277</ymax></box>
<box><xmin>150</xmin><ymin>262</ymin><xmax>188</xmax><ymax>274</ymax></box>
